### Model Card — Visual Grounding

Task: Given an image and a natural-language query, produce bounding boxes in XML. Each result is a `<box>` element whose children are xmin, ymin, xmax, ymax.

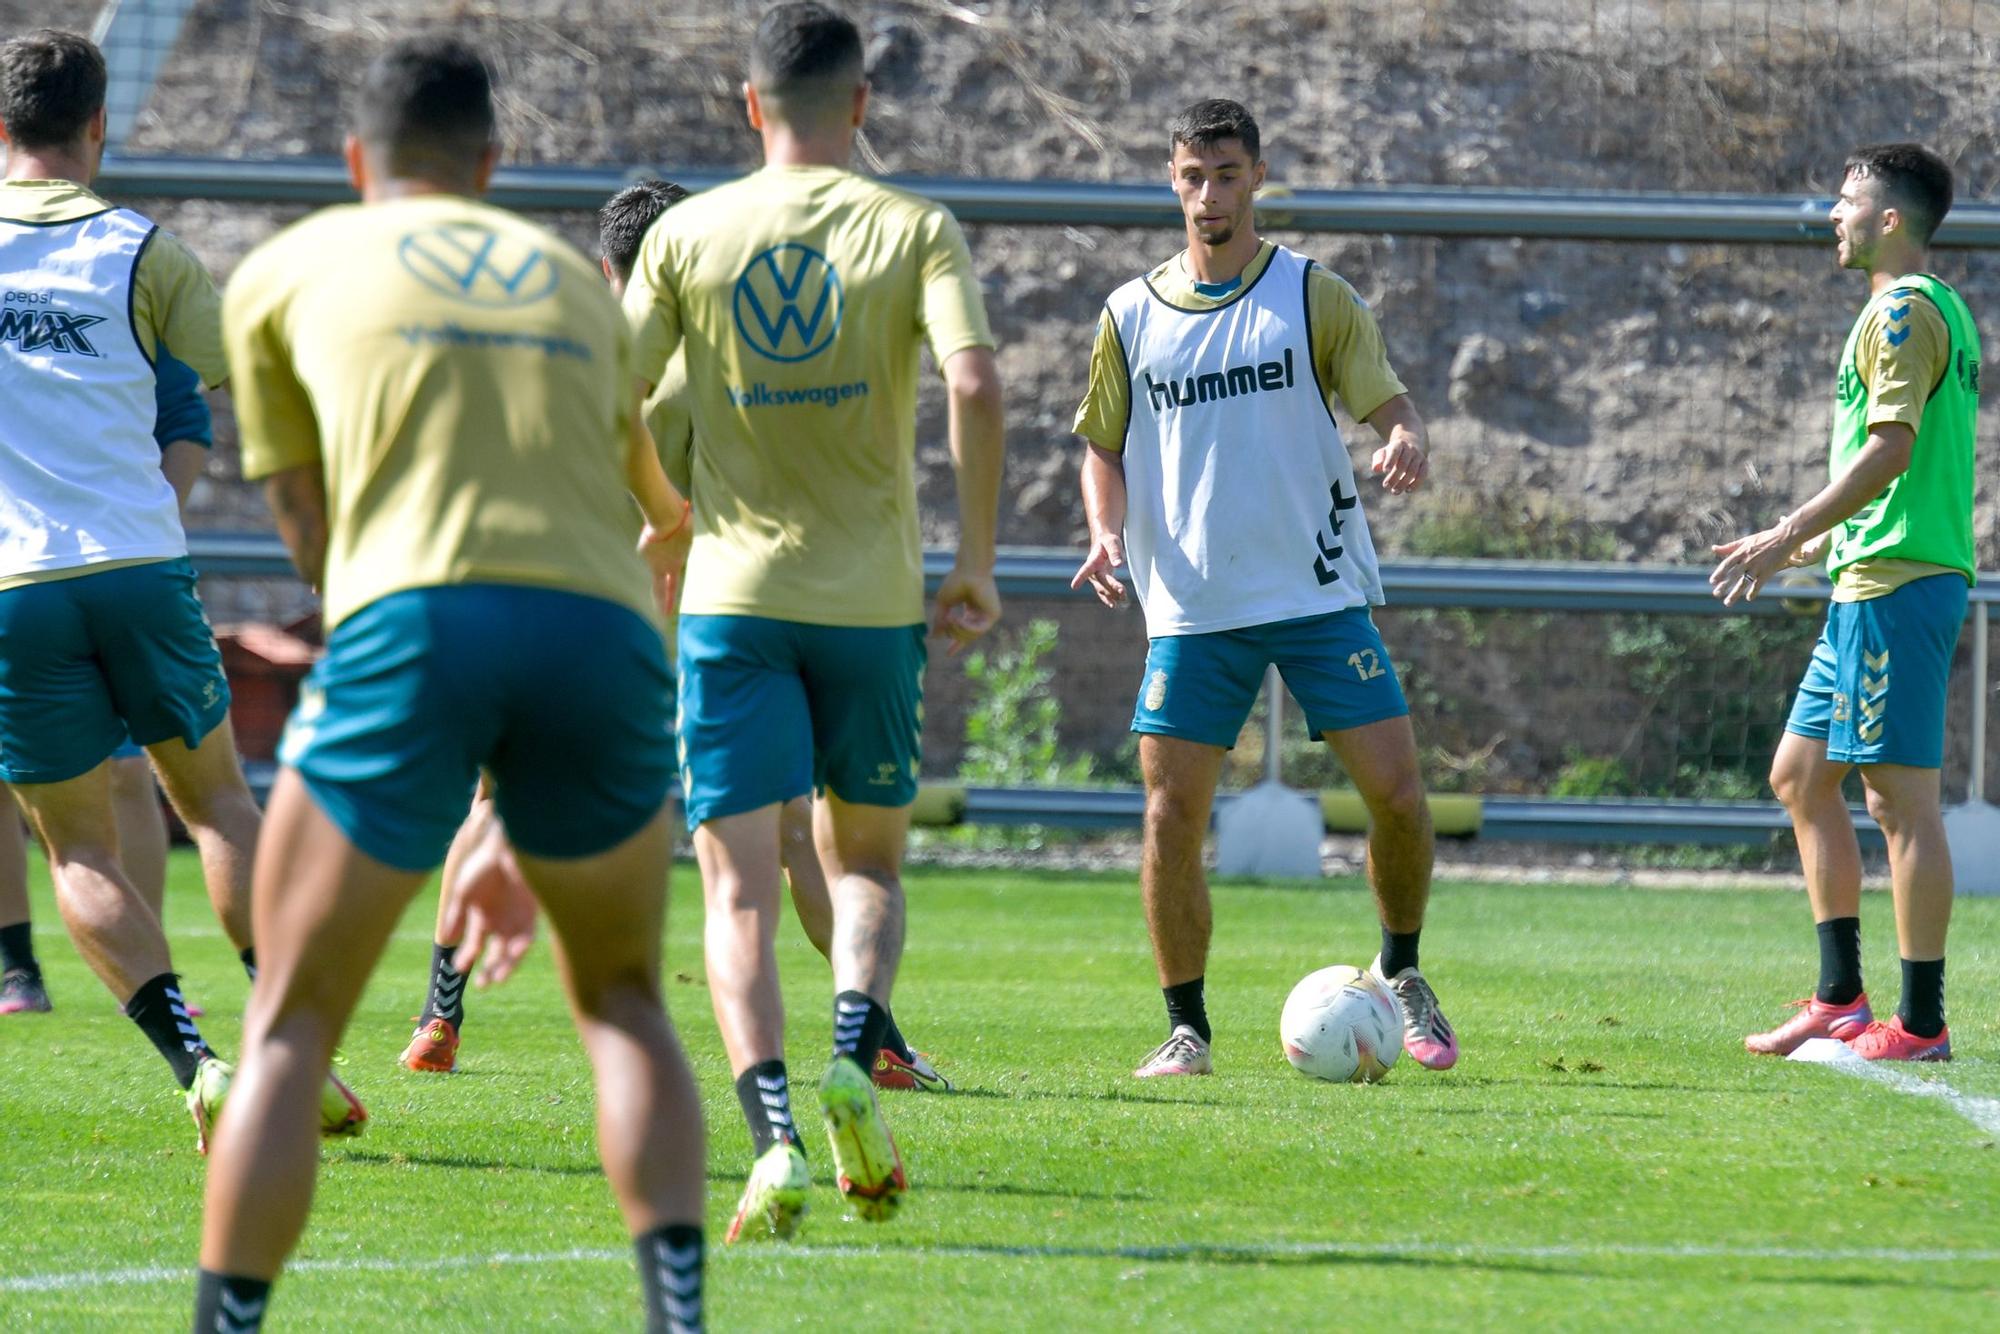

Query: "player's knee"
<box><xmin>1144</xmin><ymin>784</ymin><xmax>1209</xmax><ymax>841</ymax></box>
<box><xmin>1362</xmin><ymin>767</ymin><xmax>1427</xmax><ymax>829</ymax></box>
<box><xmin>704</xmin><ymin>868</ymin><xmax>781</xmax><ymax>921</ymax></box>
<box><xmin>569</xmin><ymin>970</ymin><xmax>664</xmax><ymax>1029</ymax></box>
<box><xmin>1862</xmin><ymin>783</ymin><xmax>1908</xmax><ymax>838</ymax></box>
<box><xmin>170</xmin><ymin>778</ymin><xmax>258</xmax><ymax>837</ymax></box>
<box><xmin>1768</xmin><ymin>756</ymin><xmax>1811</xmax><ymax>809</ymax></box>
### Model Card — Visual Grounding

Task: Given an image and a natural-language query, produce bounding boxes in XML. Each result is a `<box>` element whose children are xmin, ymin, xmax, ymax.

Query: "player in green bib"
<box><xmin>1711</xmin><ymin>144</ymin><xmax>1975</xmax><ymax>1063</ymax></box>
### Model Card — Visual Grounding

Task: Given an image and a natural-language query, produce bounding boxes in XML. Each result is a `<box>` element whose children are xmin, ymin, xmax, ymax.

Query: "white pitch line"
<box><xmin>10</xmin><ymin>1239</ymin><xmax>2000</xmax><ymax>1295</ymax></box>
<box><xmin>1789</xmin><ymin>1038</ymin><xmax>2000</xmax><ymax>1136</ymax></box>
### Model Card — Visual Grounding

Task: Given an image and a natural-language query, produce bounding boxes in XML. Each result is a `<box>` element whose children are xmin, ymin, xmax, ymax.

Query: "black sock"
<box><xmin>831</xmin><ymin>989</ymin><xmax>891</xmax><ymax>1070</ymax></box>
<box><xmin>1898</xmin><ymin>958</ymin><xmax>1946</xmax><ymax>1039</ymax></box>
<box><xmin>0</xmin><ymin>921</ymin><xmax>38</xmax><ymax>976</ymax></box>
<box><xmin>1380</xmin><ymin>926</ymin><xmax>1421</xmax><ymax>978</ymax></box>
<box><xmin>1814</xmin><ymin>917</ymin><xmax>1864</xmax><ymax>1006</ymax></box>
<box><xmin>239</xmin><ymin>946</ymin><xmax>257</xmax><ymax>982</ymax></box>
<box><xmin>733</xmin><ymin>1060</ymin><xmax>800</xmax><ymax>1157</ymax></box>
<box><xmin>635</xmin><ymin>1223</ymin><xmax>703</xmax><ymax>1334</ymax></box>
<box><xmin>194</xmin><ymin>1269</ymin><xmax>272</xmax><ymax>1332</ymax></box>
<box><xmin>1162</xmin><ymin>976</ymin><xmax>1210</xmax><ymax>1044</ymax></box>
<box><xmin>880</xmin><ymin>1010</ymin><xmax>914</xmax><ymax>1063</ymax></box>
<box><xmin>124</xmin><ymin>972</ymin><xmax>209</xmax><ymax>1090</ymax></box>
<box><xmin>421</xmin><ymin>942</ymin><xmax>467</xmax><ymax>1028</ymax></box>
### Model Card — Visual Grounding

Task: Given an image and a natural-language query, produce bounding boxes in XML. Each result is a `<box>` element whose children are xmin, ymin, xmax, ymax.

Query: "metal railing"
<box><xmin>96</xmin><ymin>155</ymin><xmax>2000</xmax><ymax>247</ymax></box>
<box><xmin>188</xmin><ymin>535</ymin><xmax>1992</xmax><ymax>845</ymax></box>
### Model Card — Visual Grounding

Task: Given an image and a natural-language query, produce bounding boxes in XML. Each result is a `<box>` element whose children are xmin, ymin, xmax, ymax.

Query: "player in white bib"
<box><xmin>1072</xmin><ymin>99</ymin><xmax>1458</xmax><ymax>1078</ymax></box>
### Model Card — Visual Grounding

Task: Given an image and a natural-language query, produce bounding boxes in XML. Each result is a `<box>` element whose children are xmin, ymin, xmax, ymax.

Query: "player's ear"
<box><xmin>1252</xmin><ymin>158</ymin><xmax>1267</xmax><ymax>192</ymax></box>
<box><xmin>342</xmin><ymin>133</ymin><xmax>368</xmax><ymax>196</ymax></box>
<box><xmin>1880</xmin><ymin>204</ymin><xmax>1903</xmax><ymax>238</ymax></box>
<box><xmin>851</xmin><ymin>80</ymin><xmax>869</xmax><ymax>129</ymax></box>
<box><xmin>86</xmin><ymin>105</ymin><xmax>107</xmax><ymax>151</ymax></box>
<box><xmin>743</xmin><ymin>82</ymin><xmax>764</xmax><ymax>131</ymax></box>
<box><xmin>601</xmin><ymin>256</ymin><xmax>615</xmax><ymax>283</ymax></box>
<box><xmin>471</xmin><ymin>140</ymin><xmax>500</xmax><ymax>195</ymax></box>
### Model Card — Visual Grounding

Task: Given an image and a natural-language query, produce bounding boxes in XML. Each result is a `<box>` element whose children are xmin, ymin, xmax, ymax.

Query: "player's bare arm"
<box><xmin>437</xmin><ymin>792</ymin><xmax>537</xmax><ymax>989</ymax></box>
<box><xmin>1709</xmin><ymin>422</ymin><xmax>1913</xmax><ymax>605</ymax></box>
<box><xmin>1363</xmin><ymin>393</ymin><xmax>1429</xmax><ymax>494</ymax></box>
<box><xmin>626</xmin><ymin>384</ymin><xmax>693</xmax><ymax>616</ymax></box>
<box><xmin>933</xmin><ymin>344</ymin><xmax>1004</xmax><ymax>654</ymax></box>
<box><xmin>1072</xmin><ymin>443</ymin><xmax>1128</xmax><ymax>609</ymax></box>
<box><xmin>262</xmin><ymin>462</ymin><xmax>329</xmax><ymax>591</ymax></box>
<box><xmin>161</xmin><ymin>439</ymin><xmax>206</xmax><ymax>508</ymax></box>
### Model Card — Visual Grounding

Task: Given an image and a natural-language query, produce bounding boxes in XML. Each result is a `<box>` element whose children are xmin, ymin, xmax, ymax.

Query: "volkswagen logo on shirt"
<box><xmin>733</xmin><ymin>243</ymin><xmax>844</xmax><ymax>362</ymax></box>
<box><xmin>397</xmin><ymin>225</ymin><xmax>558</xmax><ymax>308</ymax></box>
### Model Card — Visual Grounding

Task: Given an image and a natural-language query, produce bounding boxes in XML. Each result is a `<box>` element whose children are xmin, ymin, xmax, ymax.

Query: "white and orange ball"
<box><xmin>1280</xmin><ymin>965</ymin><xmax>1401</xmax><ymax>1083</ymax></box>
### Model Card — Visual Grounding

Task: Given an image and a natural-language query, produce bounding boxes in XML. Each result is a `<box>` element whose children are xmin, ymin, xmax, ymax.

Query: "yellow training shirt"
<box><xmin>1073</xmin><ymin>241</ymin><xmax>1406</xmax><ymax>451</ymax></box>
<box><xmin>624</xmin><ymin>164</ymin><xmax>994</xmax><ymax>627</ymax></box>
<box><xmin>0</xmin><ymin>180</ymin><xmax>227</xmax><ymax>385</ymax></box>
<box><xmin>224</xmin><ymin>194</ymin><xmax>652</xmax><ymax>630</ymax></box>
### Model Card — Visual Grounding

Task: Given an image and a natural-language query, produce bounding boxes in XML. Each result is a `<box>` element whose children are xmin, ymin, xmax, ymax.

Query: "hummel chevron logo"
<box><xmin>1859</xmin><ymin>721</ymin><xmax>1884</xmax><ymax>743</ymax></box>
<box><xmin>1859</xmin><ymin>696</ymin><xmax>1885</xmax><ymax>723</ymax></box>
<box><xmin>1862</xmin><ymin>674</ymin><xmax>1888</xmax><ymax>698</ymax></box>
<box><xmin>1863</xmin><ymin>649</ymin><xmax>1890</xmax><ymax>671</ymax></box>
<box><xmin>1886</xmin><ymin>302</ymin><xmax>1912</xmax><ymax>323</ymax></box>
<box><xmin>216</xmin><ymin>1290</ymin><xmax>267</xmax><ymax>1332</ymax></box>
<box><xmin>1885</xmin><ymin>325</ymin><xmax>1912</xmax><ymax>347</ymax></box>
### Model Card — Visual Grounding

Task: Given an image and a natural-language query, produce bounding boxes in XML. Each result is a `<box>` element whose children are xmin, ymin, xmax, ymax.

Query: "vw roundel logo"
<box><xmin>397</xmin><ymin>225</ymin><xmax>558</xmax><ymax>308</ymax></box>
<box><xmin>733</xmin><ymin>243</ymin><xmax>844</xmax><ymax>362</ymax></box>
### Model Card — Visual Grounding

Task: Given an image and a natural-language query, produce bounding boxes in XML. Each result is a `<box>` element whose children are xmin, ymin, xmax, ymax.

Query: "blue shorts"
<box><xmin>1786</xmin><ymin>572</ymin><xmax>1968</xmax><ymax>768</ymax></box>
<box><xmin>1133</xmin><ymin>607</ymin><xmax>1409</xmax><ymax>748</ymax></box>
<box><xmin>281</xmin><ymin>584</ymin><xmax>675</xmax><ymax>871</ymax></box>
<box><xmin>0</xmin><ymin>557</ymin><xmax>230</xmax><ymax>784</ymax></box>
<box><xmin>676</xmin><ymin>614</ymin><xmax>925</xmax><ymax>828</ymax></box>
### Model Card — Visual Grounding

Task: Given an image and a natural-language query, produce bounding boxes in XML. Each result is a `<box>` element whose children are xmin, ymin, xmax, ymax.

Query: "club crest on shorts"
<box><xmin>1145</xmin><ymin>669</ymin><xmax>1169</xmax><ymax>712</ymax></box>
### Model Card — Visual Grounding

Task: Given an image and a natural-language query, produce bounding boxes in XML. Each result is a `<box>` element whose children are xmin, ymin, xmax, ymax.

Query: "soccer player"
<box><xmin>399</xmin><ymin>178</ymin><xmax>950</xmax><ymax>1093</ymax></box>
<box><xmin>1071</xmin><ymin>98</ymin><xmax>1459</xmax><ymax>1079</ymax></box>
<box><xmin>195</xmin><ymin>37</ymin><xmax>706</xmax><ymax>1332</ymax></box>
<box><xmin>1717</xmin><ymin>144</ymin><xmax>1976</xmax><ymax>1063</ymax></box>
<box><xmin>623</xmin><ymin>2</ymin><xmax>1003</xmax><ymax>1240</ymax></box>
<box><xmin>0</xmin><ymin>344</ymin><xmax>214</xmax><ymax>1018</ymax></box>
<box><xmin>0</xmin><ymin>29</ymin><xmax>362</xmax><ymax>1148</ymax></box>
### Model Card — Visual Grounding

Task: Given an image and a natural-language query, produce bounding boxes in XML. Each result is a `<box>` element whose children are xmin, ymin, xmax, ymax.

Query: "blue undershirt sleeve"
<box><xmin>152</xmin><ymin>340</ymin><xmax>214</xmax><ymax>450</ymax></box>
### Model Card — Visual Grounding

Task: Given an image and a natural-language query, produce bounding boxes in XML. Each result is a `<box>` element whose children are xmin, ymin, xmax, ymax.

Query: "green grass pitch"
<box><xmin>5</xmin><ymin>852</ymin><xmax>2000</xmax><ymax>1329</ymax></box>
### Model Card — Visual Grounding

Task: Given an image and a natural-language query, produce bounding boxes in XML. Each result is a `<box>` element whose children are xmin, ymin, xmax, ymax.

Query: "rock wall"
<box><xmin>10</xmin><ymin>0</ymin><xmax>1998</xmax><ymax>791</ymax></box>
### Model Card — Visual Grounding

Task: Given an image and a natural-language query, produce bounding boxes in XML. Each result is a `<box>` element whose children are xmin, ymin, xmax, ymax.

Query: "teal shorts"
<box><xmin>1786</xmin><ymin>572</ymin><xmax>1968</xmax><ymax>769</ymax></box>
<box><xmin>676</xmin><ymin>614</ymin><xmax>925</xmax><ymax>828</ymax></box>
<box><xmin>0</xmin><ymin>557</ymin><xmax>230</xmax><ymax>784</ymax></box>
<box><xmin>1133</xmin><ymin>607</ymin><xmax>1409</xmax><ymax>748</ymax></box>
<box><xmin>281</xmin><ymin>584</ymin><xmax>675</xmax><ymax>871</ymax></box>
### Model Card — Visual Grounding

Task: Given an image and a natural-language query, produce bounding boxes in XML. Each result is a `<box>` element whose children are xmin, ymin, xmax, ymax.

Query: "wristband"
<box><xmin>647</xmin><ymin>498</ymin><xmax>692</xmax><ymax>544</ymax></box>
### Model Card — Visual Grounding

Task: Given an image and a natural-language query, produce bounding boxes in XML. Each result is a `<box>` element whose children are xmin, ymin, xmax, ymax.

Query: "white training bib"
<box><xmin>1106</xmin><ymin>244</ymin><xmax>1382</xmax><ymax>638</ymax></box>
<box><xmin>0</xmin><ymin>206</ymin><xmax>185</xmax><ymax>579</ymax></box>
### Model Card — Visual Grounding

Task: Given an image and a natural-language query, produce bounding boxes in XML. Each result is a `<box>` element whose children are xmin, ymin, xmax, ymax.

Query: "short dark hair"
<box><xmin>0</xmin><ymin>29</ymin><xmax>106</xmax><ymax>151</ymax></box>
<box><xmin>352</xmin><ymin>34</ymin><xmax>496</xmax><ymax>182</ymax></box>
<box><xmin>750</xmin><ymin>3</ymin><xmax>864</xmax><ymax>99</ymax></box>
<box><xmin>599</xmin><ymin>178</ymin><xmax>691</xmax><ymax>281</ymax></box>
<box><xmin>1171</xmin><ymin>98</ymin><xmax>1260</xmax><ymax>165</ymax></box>
<box><xmin>1845</xmin><ymin>142</ymin><xmax>1953</xmax><ymax>246</ymax></box>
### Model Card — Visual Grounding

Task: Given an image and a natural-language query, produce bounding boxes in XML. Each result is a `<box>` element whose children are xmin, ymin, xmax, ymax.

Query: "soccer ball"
<box><xmin>1280</xmin><ymin>965</ymin><xmax>1401</xmax><ymax>1083</ymax></box>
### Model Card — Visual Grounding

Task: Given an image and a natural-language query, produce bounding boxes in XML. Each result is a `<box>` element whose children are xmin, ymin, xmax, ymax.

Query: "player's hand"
<box><xmin>1709</xmin><ymin>521</ymin><xmax>1803</xmax><ymax>607</ymax></box>
<box><xmin>1369</xmin><ymin>434</ymin><xmax>1428</xmax><ymax>494</ymax></box>
<box><xmin>639</xmin><ymin>505</ymin><xmax>693</xmax><ymax>618</ymax></box>
<box><xmin>1070</xmin><ymin>532</ymin><xmax>1128</xmax><ymax>609</ymax></box>
<box><xmin>933</xmin><ymin>564</ymin><xmax>1001</xmax><ymax>656</ymax></box>
<box><xmin>440</xmin><ymin>823</ymin><xmax>538</xmax><ymax>988</ymax></box>
<box><xmin>1788</xmin><ymin>531</ymin><xmax>1831</xmax><ymax>568</ymax></box>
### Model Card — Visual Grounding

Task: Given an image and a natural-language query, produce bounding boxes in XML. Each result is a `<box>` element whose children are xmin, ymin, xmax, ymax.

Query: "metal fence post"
<box><xmin>1263</xmin><ymin>666</ymin><xmax>1284</xmax><ymax>786</ymax></box>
